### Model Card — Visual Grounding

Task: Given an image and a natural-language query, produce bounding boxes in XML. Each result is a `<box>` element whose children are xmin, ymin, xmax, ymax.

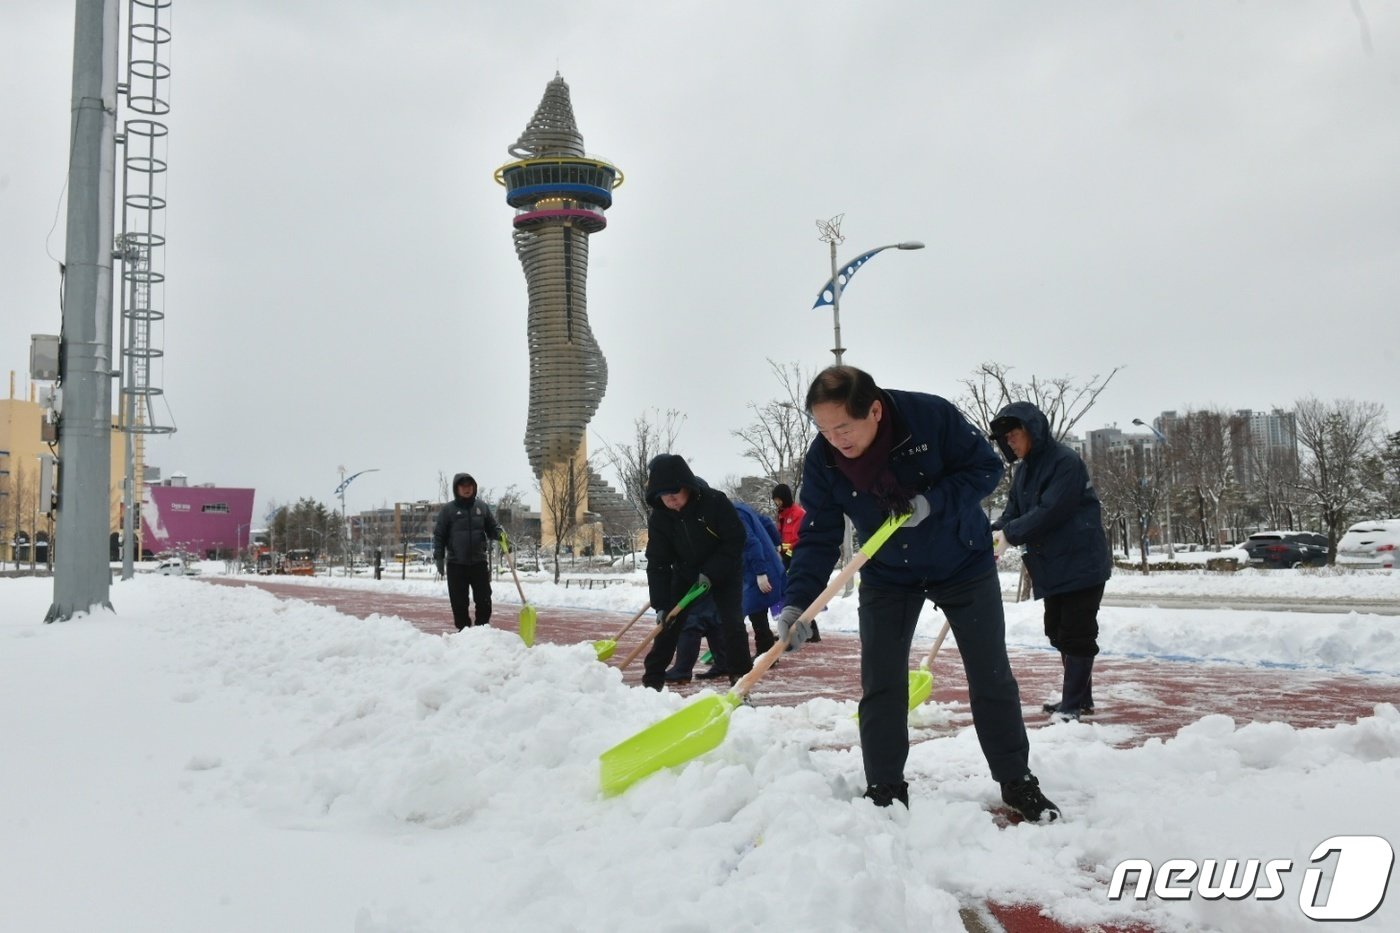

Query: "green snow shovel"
<box><xmin>599</xmin><ymin>512</ymin><xmax>909</xmax><ymax>796</ymax></box>
<box><xmin>503</xmin><ymin>538</ymin><xmax>537</xmax><ymax>647</ymax></box>
<box><xmin>907</xmin><ymin>620</ymin><xmax>951</xmax><ymax>710</ymax></box>
<box><xmin>616</xmin><ymin>580</ymin><xmax>710</xmax><ymax>670</ymax></box>
<box><xmin>593</xmin><ymin>602</ymin><xmax>652</xmax><ymax>662</ymax></box>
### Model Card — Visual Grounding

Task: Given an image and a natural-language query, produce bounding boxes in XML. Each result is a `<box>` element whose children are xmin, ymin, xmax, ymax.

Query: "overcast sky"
<box><xmin>3</xmin><ymin>2</ymin><xmax>1397</xmax><ymax>522</ymax></box>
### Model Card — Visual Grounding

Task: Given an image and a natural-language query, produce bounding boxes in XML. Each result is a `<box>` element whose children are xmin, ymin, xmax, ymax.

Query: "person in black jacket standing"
<box><xmin>642</xmin><ymin>454</ymin><xmax>754</xmax><ymax>690</ymax></box>
<box><xmin>777</xmin><ymin>366</ymin><xmax>1058</xmax><ymax>821</ymax></box>
<box><xmin>433</xmin><ymin>473</ymin><xmax>505</xmax><ymax>631</ymax></box>
<box><xmin>990</xmin><ymin>402</ymin><xmax>1113</xmax><ymax>721</ymax></box>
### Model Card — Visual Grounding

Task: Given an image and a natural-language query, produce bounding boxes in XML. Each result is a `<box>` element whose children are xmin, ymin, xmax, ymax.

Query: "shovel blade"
<box><xmin>599</xmin><ymin>693</ymin><xmax>741</xmax><ymax>796</ymax></box>
<box><xmin>593</xmin><ymin>638</ymin><xmax>616</xmax><ymax>662</ymax></box>
<box><xmin>518</xmin><ymin>605</ymin><xmax>538</xmax><ymax>647</ymax></box>
<box><xmin>907</xmin><ymin>669</ymin><xmax>933</xmax><ymax>710</ymax></box>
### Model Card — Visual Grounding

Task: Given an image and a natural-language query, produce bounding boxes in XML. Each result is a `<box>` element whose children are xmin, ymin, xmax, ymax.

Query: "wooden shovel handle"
<box><xmin>610</xmin><ymin>602</ymin><xmax>652</xmax><ymax>643</ymax></box>
<box><xmin>733</xmin><ymin>512</ymin><xmax>910</xmax><ymax>699</ymax></box>
<box><xmin>920</xmin><ymin>620</ymin><xmax>951</xmax><ymax>671</ymax></box>
<box><xmin>504</xmin><ymin>545</ymin><xmax>528</xmax><ymax>605</ymax></box>
<box><xmin>734</xmin><ymin>546</ymin><xmax>872</xmax><ymax>698</ymax></box>
<box><xmin>617</xmin><ymin>582</ymin><xmax>708</xmax><ymax>670</ymax></box>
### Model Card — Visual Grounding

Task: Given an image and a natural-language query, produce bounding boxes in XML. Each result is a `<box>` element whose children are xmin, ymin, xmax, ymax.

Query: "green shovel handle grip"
<box><xmin>663</xmin><ymin>574</ymin><xmax>711</xmax><ymax>624</ymax></box>
<box><xmin>859</xmin><ymin>511</ymin><xmax>912</xmax><ymax>558</ymax></box>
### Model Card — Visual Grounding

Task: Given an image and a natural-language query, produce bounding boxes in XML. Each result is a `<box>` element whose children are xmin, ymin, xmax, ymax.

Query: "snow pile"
<box><xmin>2</xmin><ymin>575</ymin><xmax>1397</xmax><ymax>932</ymax></box>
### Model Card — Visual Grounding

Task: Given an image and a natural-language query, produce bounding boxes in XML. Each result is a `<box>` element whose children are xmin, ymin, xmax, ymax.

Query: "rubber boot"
<box><xmin>1059</xmin><ymin>655</ymin><xmax>1095</xmax><ymax>719</ymax></box>
<box><xmin>668</xmin><ymin>628</ymin><xmax>702</xmax><ymax>681</ymax></box>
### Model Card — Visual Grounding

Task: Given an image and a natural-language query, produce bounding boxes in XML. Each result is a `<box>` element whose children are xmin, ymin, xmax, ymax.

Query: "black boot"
<box><xmin>668</xmin><ymin>628</ymin><xmax>702</xmax><ymax>680</ymax></box>
<box><xmin>1001</xmin><ymin>774</ymin><xmax>1060</xmax><ymax>822</ymax></box>
<box><xmin>1059</xmin><ymin>655</ymin><xmax>1095</xmax><ymax>719</ymax></box>
<box><xmin>809</xmin><ymin>619</ymin><xmax>821</xmax><ymax>643</ymax></box>
<box><xmin>862</xmin><ymin>781</ymin><xmax>909</xmax><ymax>808</ymax></box>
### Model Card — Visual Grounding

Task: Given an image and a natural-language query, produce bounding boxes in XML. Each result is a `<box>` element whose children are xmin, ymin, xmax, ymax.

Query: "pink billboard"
<box><xmin>141</xmin><ymin>484</ymin><xmax>256</xmax><ymax>558</ymax></box>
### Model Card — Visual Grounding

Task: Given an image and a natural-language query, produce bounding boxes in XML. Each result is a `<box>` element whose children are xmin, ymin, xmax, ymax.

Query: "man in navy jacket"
<box><xmin>990</xmin><ymin>401</ymin><xmax>1112</xmax><ymax>720</ymax></box>
<box><xmin>777</xmin><ymin>366</ymin><xmax>1059</xmax><ymax>821</ymax></box>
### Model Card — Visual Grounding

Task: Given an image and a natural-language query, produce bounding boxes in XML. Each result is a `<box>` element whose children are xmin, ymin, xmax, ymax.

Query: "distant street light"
<box><xmin>1132</xmin><ymin>418</ymin><xmax>1175</xmax><ymax>559</ymax></box>
<box><xmin>813</xmin><ymin>215</ymin><xmax>925</xmax><ymax>365</ymax></box>
<box><xmin>812</xmin><ymin>217</ymin><xmax>923</xmax><ymax>591</ymax></box>
<box><xmin>334</xmin><ymin>467</ymin><xmax>379</xmax><ymax>577</ymax></box>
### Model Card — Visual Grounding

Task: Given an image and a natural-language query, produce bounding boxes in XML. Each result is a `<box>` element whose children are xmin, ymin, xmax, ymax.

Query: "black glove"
<box><xmin>435</xmin><ymin>559</ymin><xmax>445</xmax><ymax>576</ymax></box>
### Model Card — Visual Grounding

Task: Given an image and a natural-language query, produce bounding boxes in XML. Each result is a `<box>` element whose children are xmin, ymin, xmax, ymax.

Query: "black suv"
<box><xmin>1241</xmin><ymin>531</ymin><xmax>1329</xmax><ymax>569</ymax></box>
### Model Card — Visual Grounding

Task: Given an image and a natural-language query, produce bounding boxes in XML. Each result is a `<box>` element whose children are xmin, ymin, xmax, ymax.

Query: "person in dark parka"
<box><xmin>776</xmin><ymin>366</ymin><xmax>1059</xmax><ymax>821</ymax></box>
<box><xmin>989</xmin><ymin>401</ymin><xmax>1113</xmax><ymax>720</ymax></box>
<box><xmin>642</xmin><ymin>454</ymin><xmax>754</xmax><ymax>689</ymax></box>
<box><xmin>432</xmin><ymin>473</ymin><xmax>505</xmax><ymax>631</ymax></box>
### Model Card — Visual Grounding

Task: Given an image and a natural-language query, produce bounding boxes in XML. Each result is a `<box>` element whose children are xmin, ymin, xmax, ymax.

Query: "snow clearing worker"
<box><xmin>777</xmin><ymin>366</ymin><xmax>1060</xmax><ymax>821</ymax></box>
<box><xmin>989</xmin><ymin>401</ymin><xmax>1112</xmax><ymax>721</ymax></box>
<box><xmin>771</xmin><ymin>482</ymin><xmax>818</xmax><ymax>642</ymax></box>
<box><xmin>642</xmin><ymin>454</ymin><xmax>754</xmax><ymax>690</ymax></box>
<box><xmin>734</xmin><ymin>500</ymin><xmax>786</xmax><ymax>659</ymax></box>
<box><xmin>432</xmin><ymin>473</ymin><xmax>505</xmax><ymax>631</ymax></box>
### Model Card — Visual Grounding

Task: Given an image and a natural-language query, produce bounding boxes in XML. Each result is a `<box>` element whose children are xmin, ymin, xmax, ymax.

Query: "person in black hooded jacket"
<box><xmin>989</xmin><ymin>402</ymin><xmax>1113</xmax><ymax>720</ymax></box>
<box><xmin>642</xmin><ymin>454</ymin><xmax>754</xmax><ymax>689</ymax></box>
<box><xmin>432</xmin><ymin>473</ymin><xmax>505</xmax><ymax>631</ymax></box>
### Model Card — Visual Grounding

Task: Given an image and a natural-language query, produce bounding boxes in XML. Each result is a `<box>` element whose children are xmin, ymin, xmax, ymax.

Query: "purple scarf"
<box><xmin>830</xmin><ymin>408</ymin><xmax>915</xmax><ymax>513</ymax></box>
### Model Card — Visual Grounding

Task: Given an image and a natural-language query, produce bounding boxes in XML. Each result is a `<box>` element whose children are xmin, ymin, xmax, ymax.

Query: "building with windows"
<box><xmin>1</xmin><ymin>389</ymin><xmax>126</xmax><ymax>565</ymax></box>
<box><xmin>140</xmin><ymin>474</ymin><xmax>255</xmax><ymax>560</ymax></box>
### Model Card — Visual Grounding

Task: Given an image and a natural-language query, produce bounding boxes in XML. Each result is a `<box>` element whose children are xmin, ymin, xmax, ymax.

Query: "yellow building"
<box><xmin>0</xmin><ymin>381</ymin><xmax>126</xmax><ymax>564</ymax></box>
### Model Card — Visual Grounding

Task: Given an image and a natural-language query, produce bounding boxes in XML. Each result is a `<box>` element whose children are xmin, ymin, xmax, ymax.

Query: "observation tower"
<box><xmin>496</xmin><ymin>74</ymin><xmax>626</xmax><ymax>548</ymax></box>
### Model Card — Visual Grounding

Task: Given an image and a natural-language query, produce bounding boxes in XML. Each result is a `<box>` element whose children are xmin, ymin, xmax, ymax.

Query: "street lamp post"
<box><xmin>334</xmin><ymin>467</ymin><xmax>379</xmax><ymax>577</ymax></box>
<box><xmin>813</xmin><ymin>216</ymin><xmax>924</xmax><ymax>590</ymax></box>
<box><xmin>814</xmin><ymin>215</ymin><xmax>924</xmax><ymax>365</ymax></box>
<box><xmin>235</xmin><ymin>523</ymin><xmax>249</xmax><ymax>573</ymax></box>
<box><xmin>1132</xmin><ymin>418</ymin><xmax>1175</xmax><ymax>559</ymax></box>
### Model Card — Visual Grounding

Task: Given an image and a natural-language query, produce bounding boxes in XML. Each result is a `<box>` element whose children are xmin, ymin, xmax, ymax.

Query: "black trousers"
<box><xmin>748</xmin><ymin>610</ymin><xmax>776</xmax><ymax>655</ymax></box>
<box><xmin>858</xmin><ymin>570</ymin><xmax>1030</xmax><ymax>785</ymax></box>
<box><xmin>445</xmin><ymin>561</ymin><xmax>492</xmax><ymax>630</ymax></box>
<box><xmin>643</xmin><ymin>589</ymin><xmax>752</xmax><ymax>689</ymax></box>
<box><xmin>1042</xmin><ymin>583</ymin><xmax>1104</xmax><ymax>657</ymax></box>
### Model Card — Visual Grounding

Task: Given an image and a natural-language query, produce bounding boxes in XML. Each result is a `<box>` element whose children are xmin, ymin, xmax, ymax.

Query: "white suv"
<box><xmin>1336</xmin><ymin>519</ymin><xmax>1400</xmax><ymax>570</ymax></box>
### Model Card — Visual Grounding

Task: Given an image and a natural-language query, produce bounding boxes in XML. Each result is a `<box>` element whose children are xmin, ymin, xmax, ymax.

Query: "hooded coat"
<box><xmin>990</xmin><ymin>402</ymin><xmax>1112</xmax><ymax>598</ymax></box>
<box><xmin>785</xmin><ymin>389</ymin><xmax>1004</xmax><ymax>611</ymax></box>
<box><xmin>432</xmin><ymin>472</ymin><xmax>503</xmax><ymax>567</ymax></box>
<box><xmin>733</xmin><ymin>501</ymin><xmax>786</xmax><ymax>615</ymax></box>
<box><xmin>643</xmin><ymin>454</ymin><xmax>745</xmax><ymax>614</ymax></box>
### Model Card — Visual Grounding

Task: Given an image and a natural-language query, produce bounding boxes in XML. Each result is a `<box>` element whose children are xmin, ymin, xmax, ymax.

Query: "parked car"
<box><xmin>1335</xmin><ymin>519</ymin><xmax>1400</xmax><ymax>571</ymax></box>
<box><xmin>156</xmin><ymin>557</ymin><xmax>200</xmax><ymax>576</ymax></box>
<box><xmin>1240</xmin><ymin>531</ymin><xmax>1329</xmax><ymax>569</ymax></box>
<box><xmin>611</xmin><ymin>551</ymin><xmax>648</xmax><ymax>572</ymax></box>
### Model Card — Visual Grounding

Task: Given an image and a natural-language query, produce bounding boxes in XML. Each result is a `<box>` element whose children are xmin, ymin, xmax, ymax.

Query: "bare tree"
<box><xmin>1292</xmin><ymin>397</ymin><xmax>1387</xmax><ymax>557</ymax></box>
<box><xmin>1369</xmin><ymin>431</ymin><xmax>1400</xmax><ymax>519</ymax></box>
<box><xmin>1244</xmin><ymin>439</ymin><xmax>1304</xmax><ymax>531</ymax></box>
<box><xmin>1168</xmin><ymin>409</ymin><xmax>1237</xmax><ymax>548</ymax></box>
<box><xmin>731</xmin><ymin>359</ymin><xmax>814</xmax><ymax>497</ymax></box>
<box><xmin>596</xmin><ymin>408</ymin><xmax>686</xmax><ymax>529</ymax></box>
<box><xmin>1091</xmin><ymin>440</ymin><xmax>1160</xmax><ymax>569</ymax></box>
<box><xmin>957</xmin><ymin>361</ymin><xmax>1122</xmax><ymax>440</ymax></box>
<box><xmin>537</xmin><ymin>454</ymin><xmax>594</xmax><ymax>584</ymax></box>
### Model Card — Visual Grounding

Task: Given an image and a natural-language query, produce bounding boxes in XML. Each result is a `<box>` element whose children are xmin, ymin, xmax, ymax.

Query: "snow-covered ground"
<box><xmin>2</xmin><ymin>571</ymin><xmax>1398</xmax><ymax>932</ymax></box>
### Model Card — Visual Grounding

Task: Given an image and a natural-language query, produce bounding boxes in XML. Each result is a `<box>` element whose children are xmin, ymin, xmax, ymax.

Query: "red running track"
<box><xmin>202</xmin><ymin>577</ymin><xmax>1400</xmax><ymax>933</ymax></box>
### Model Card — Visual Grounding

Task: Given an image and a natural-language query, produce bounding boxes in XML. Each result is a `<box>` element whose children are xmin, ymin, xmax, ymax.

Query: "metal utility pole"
<box><xmin>335</xmin><ymin>467</ymin><xmax>378</xmax><ymax>576</ymax></box>
<box><xmin>47</xmin><ymin>0</ymin><xmax>120</xmax><ymax>623</ymax></box>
